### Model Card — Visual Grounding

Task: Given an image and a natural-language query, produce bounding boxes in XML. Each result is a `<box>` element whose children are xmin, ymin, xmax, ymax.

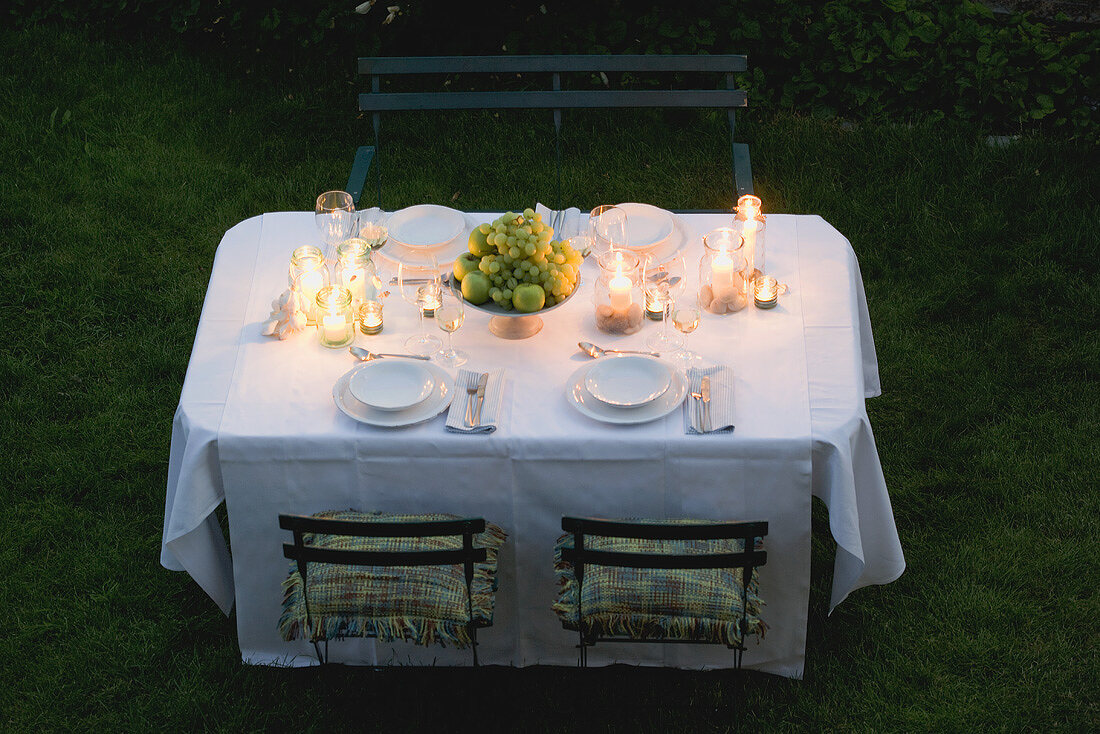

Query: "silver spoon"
<box><xmin>349</xmin><ymin>346</ymin><xmax>431</xmax><ymax>361</ymax></box>
<box><xmin>578</xmin><ymin>341</ymin><xmax>660</xmax><ymax>358</ymax></box>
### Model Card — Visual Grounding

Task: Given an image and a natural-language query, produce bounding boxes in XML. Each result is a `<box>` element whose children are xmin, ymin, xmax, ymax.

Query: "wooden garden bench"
<box><xmin>346</xmin><ymin>54</ymin><xmax>752</xmax><ymax>211</ymax></box>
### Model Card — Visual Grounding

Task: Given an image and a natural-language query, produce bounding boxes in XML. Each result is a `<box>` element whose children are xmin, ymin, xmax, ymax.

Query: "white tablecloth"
<box><xmin>161</xmin><ymin>211</ymin><xmax>904</xmax><ymax>678</ymax></box>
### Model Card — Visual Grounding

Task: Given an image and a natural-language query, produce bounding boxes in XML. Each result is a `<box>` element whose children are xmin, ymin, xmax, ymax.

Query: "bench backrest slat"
<box><xmin>358</xmin><ymin>54</ymin><xmax>747</xmax><ymax>76</ymax></box>
<box><xmin>352</xmin><ymin>54</ymin><xmax>753</xmax><ymax>208</ymax></box>
<box><xmin>359</xmin><ymin>89</ymin><xmax>746</xmax><ymax>113</ymax></box>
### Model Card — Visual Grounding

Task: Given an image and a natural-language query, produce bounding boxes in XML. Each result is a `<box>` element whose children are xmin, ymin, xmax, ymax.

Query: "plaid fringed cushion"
<box><xmin>279</xmin><ymin>511</ymin><xmax>507</xmax><ymax>649</ymax></box>
<box><xmin>553</xmin><ymin>519</ymin><xmax>767</xmax><ymax>646</ymax></box>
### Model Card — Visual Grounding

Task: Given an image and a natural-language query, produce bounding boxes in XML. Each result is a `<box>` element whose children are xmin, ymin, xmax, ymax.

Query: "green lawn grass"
<box><xmin>1</xmin><ymin>26</ymin><xmax>1097</xmax><ymax>732</ymax></box>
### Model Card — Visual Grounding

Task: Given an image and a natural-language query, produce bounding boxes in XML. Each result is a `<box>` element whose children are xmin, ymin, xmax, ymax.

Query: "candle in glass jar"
<box><xmin>737</xmin><ymin>195</ymin><xmax>761</xmax><ymax>278</ymax></box>
<box><xmin>358</xmin><ymin>300</ymin><xmax>383</xmax><ymax>335</ymax></box>
<box><xmin>315</xmin><ymin>285</ymin><xmax>354</xmax><ymax>348</ymax></box>
<box><xmin>754</xmin><ymin>275</ymin><xmax>779</xmax><ymax>309</ymax></box>
<box><xmin>337</xmin><ymin>239</ymin><xmax>375</xmax><ymax>305</ymax></box>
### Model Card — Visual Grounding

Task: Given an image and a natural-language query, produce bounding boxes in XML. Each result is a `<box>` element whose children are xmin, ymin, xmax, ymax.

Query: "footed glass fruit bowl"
<box><xmin>450</xmin><ymin>208</ymin><xmax>585</xmax><ymax>339</ymax></box>
<box><xmin>445</xmin><ymin>273</ymin><xmax>582</xmax><ymax>339</ymax></box>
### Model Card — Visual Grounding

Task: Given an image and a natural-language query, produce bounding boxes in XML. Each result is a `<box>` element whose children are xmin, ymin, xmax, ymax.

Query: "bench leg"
<box><xmin>732</xmin><ymin>142</ymin><xmax>753</xmax><ymax>198</ymax></box>
<box><xmin>346</xmin><ymin>145</ymin><xmax>376</xmax><ymax>208</ymax></box>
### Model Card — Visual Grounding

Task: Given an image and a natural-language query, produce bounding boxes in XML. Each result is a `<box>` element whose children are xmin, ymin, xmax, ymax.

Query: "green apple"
<box><xmin>512</xmin><ymin>283</ymin><xmax>546</xmax><ymax>313</ymax></box>
<box><xmin>468</xmin><ymin>227</ymin><xmax>495</xmax><ymax>257</ymax></box>
<box><xmin>461</xmin><ymin>271</ymin><xmax>492</xmax><ymax>305</ymax></box>
<box><xmin>452</xmin><ymin>252</ymin><xmax>481</xmax><ymax>282</ymax></box>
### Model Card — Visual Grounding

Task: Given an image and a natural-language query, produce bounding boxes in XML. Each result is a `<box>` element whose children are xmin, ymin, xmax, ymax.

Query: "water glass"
<box><xmin>315</xmin><ymin>191</ymin><xmax>355</xmax><ymax>261</ymax></box>
<box><xmin>588</xmin><ymin>205</ymin><xmax>627</xmax><ymax>256</ymax></box>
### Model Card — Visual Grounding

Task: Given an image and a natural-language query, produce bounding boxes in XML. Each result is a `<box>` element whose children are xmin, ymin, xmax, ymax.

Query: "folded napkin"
<box><xmin>446</xmin><ymin>368</ymin><xmax>506</xmax><ymax>434</ymax></box>
<box><xmin>535</xmin><ymin>203</ymin><xmax>584</xmax><ymax>241</ymax></box>
<box><xmin>683</xmin><ymin>366</ymin><xmax>736</xmax><ymax>435</ymax></box>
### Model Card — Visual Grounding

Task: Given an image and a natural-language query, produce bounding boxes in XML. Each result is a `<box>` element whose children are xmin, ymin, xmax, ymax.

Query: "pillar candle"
<box><xmin>711</xmin><ymin>252</ymin><xmax>738</xmax><ymax>301</ymax></box>
<box><xmin>741</xmin><ymin>218</ymin><xmax>758</xmax><ymax>276</ymax></box>
<box><xmin>322</xmin><ymin>313</ymin><xmax>345</xmax><ymax>342</ymax></box>
<box><xmin>609</xmin><ymin>271</ymin><xmax>633</xmax><ymax>310</ymax></box>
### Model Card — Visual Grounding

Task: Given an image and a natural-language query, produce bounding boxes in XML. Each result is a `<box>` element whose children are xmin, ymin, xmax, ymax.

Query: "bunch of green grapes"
<box><xmin>474</xmin><ymin>208</ymin><xmax>583</xmax><ymax>311</ymax></box>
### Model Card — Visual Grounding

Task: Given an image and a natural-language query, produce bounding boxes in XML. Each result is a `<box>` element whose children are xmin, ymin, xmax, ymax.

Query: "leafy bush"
<box><xmin>7</xmin><ymin>0</ymin><xmax>1098</xmax><ymax>139</ymax></box>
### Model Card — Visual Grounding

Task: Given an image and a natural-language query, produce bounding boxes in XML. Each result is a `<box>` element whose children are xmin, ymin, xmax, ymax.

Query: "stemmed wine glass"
<box><xmin>398</xmin><ymin>254</ymin><xmax>443</xmax><ymax>357</ymax></box>
<box><xmin>668</xmin><ymin>305</ymin><xmax>703</xmax><ymax>373</ymax></box>
<box><xmin>434</xmin><ymin>281</ymin><xmax>467</xmax><ymax>367</ymax></box>
<box><xmin>315</xmin><ymin>191</ymin><xmax>355</xmax><ymax>262</ymax></box>
<box><xmin>643</xmin><ymin>252</ymin><xmax>687</xmax><ymax>354</ymax></box>
<box><xmin>588</xmin><ymin>205</ymin><xmax>628</xmax><ymax>256</ymax></box>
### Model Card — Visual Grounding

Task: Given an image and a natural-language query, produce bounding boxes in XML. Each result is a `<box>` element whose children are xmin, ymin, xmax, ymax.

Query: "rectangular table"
<box><xmin>161</xmin><ymin>210</ymin><xmax>904</xmax><ymax>678</ymax></box>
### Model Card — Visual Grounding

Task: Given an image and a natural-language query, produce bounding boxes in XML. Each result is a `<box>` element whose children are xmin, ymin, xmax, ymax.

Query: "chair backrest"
<box><xmin>356</xmin><ymin>54</ymin><xmax>750</xmax><ymax>208</ymax></box>
<box><xmin>559</xmin><ymin>516</ymin><xmax>768</xmax><ymax>649</ymax></box>
<box><xmin>280</xmin><ymin>513</ymin><xmax>486</xmax><ymax>576</ymax></box>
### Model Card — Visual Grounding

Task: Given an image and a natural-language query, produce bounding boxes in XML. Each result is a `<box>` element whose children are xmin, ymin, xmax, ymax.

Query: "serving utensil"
<box><xmin>349</xmin><ymin>346</ymin><xmax>431</xmax><ymax>361</ymax></box>
<box><xmin>578</xmin><ymin>341</ymin><xmax>660</xmax><ymax>359</ymax></box>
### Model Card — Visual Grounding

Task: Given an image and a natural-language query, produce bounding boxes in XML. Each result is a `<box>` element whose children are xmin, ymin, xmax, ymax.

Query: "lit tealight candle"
<box><xmin>358</xmin><ymin>300</ymin><xmax>383</xmax><ymax>335</ymax></box>
<box><xmin>754</xmin><ymin>275</ymin><xmax>779</xmax><ymax>309</ymax></box>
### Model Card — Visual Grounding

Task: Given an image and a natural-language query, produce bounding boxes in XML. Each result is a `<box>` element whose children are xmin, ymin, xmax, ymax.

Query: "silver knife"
<box><xmin>472</xmin><ymin>372</ymin><xmax>489</xmax><ymax>426</ymax></box>
<box><xmin>700</xmin><ymin>375</ymin><xmax>712</xmax><ymax>433</ymax></box>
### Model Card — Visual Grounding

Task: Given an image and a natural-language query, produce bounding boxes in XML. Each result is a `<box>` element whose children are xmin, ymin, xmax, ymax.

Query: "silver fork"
<box><xmin>464</xmin><ymin>372</ymin><xmax>480</xmax><ymax>427</ymax></box>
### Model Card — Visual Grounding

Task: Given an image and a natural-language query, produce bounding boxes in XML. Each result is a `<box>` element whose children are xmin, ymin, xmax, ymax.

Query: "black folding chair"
<box><xmin>348</xmin><ymin>54</ymin><xmax>753</xmax><ymax>210</ymax></box>
<box><xmin>279</xmin><ymin>512</ymin><xmax>493</xmax><ymax>665</ymax></box>
<box><xmin>558</xmin><ymin>516</ymin><xmax>768</xmax><ymax>669</ymax></box>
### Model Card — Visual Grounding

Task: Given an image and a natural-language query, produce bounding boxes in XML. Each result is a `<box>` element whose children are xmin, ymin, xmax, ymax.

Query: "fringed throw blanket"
<box><xmin>279</xmin><ymin>511</ymin><xmax>507</xmax><ymax>649</ymax></box>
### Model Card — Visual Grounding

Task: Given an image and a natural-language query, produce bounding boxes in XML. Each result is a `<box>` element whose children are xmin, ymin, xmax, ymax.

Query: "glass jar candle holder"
<box><xmin>335</xmin><ymin>238</ymin><xmax>378</xmax><ymax>307</ymax></box>
<box><xmin>754</xmin><ymin>275</ymin><xmax>779</xmax><ymax>309</ymax></box>
<box><xmin>699</xmin><ymin>228</ymin><xmax>749</xmax><ymax>314</ymax></box>
<box><xmin>289</xmin><ymin>245</ymin><xmax>328</xmax><ymax>325</ymax></box>
<box><xmin>357</xmin><ymin>299</ymin><xmax>383</xmax><ymax>335</ymax></box>
<box><xmin>645</xmin><ymin>291</ymin><xmax>666</xmax><ymax>321</ymax></box>
<box><xmin>594</xmin><ymin>249</ymin><xmax>644</xmax><ymax>334</ymax></box>
<box><xmin>315</xmin><ymin>286</ymin><xmax>355</xmax><ymax>348</ymax></box>
<box><xmin>734</xmin><ymin>195</ymin><xmax>766</xmax><ymax>280</ymax></box>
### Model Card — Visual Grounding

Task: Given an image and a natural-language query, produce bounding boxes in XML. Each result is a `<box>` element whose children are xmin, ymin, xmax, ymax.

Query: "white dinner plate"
<box><xmin>387</xmin><ymin>205</ymin><xmax>466</xmax><ymax>250</ymax></box>
<box><xmin>349</xmin><ymin>359</ymin><xmax>436</xmax><ymax>411</ymax></box>
<box><xmin>584</xmin><ymin>355</ymin><xmax>672</xmax><ymax>408</ymax></box>
<box><xmin>333</xmin><ymin>360</ymin><xmax>454</xmax><ymax>427</ymax></box>
<box><xmin>565</xmin><ymin>360</ymin><xmax>687</xmax><ymax>425</ymax></box>
<box><xmin>640</xmin><ymin>212</ymin><xmax>690</xmax><ymax>264</ymax></box>
<box><xmin>617</xmin><ymin>202</ymin><xmax>674</xmax><ymax>251</ymax></box>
